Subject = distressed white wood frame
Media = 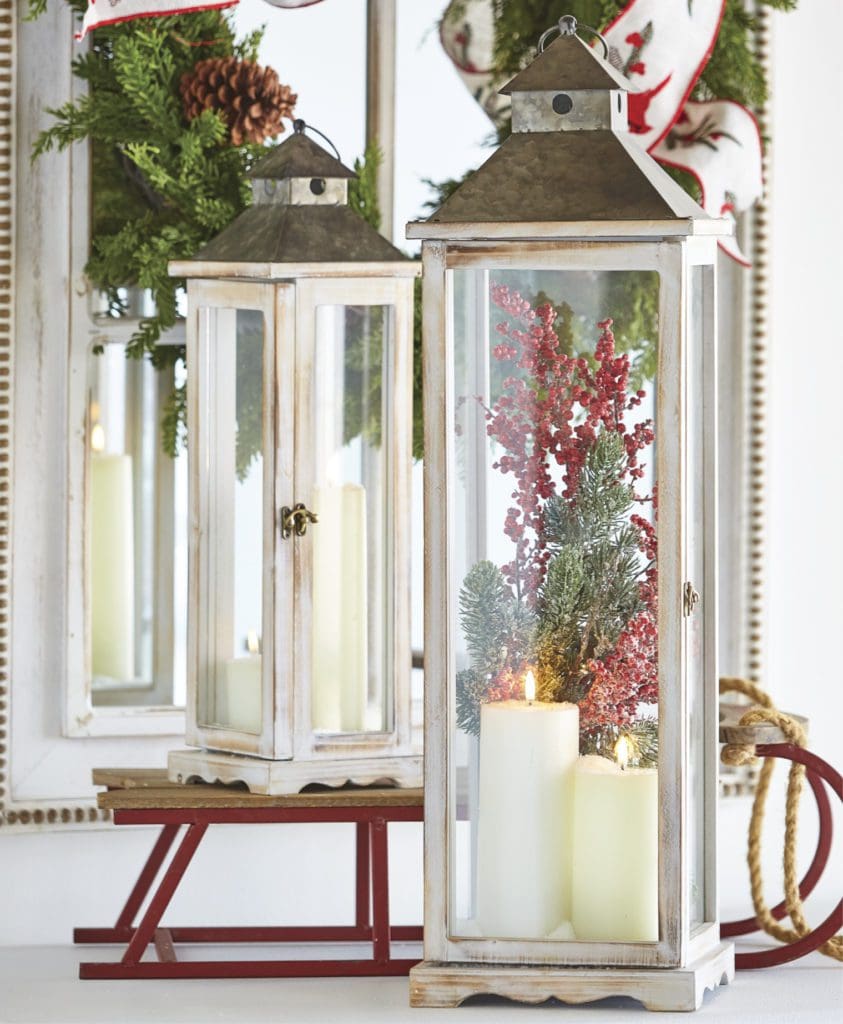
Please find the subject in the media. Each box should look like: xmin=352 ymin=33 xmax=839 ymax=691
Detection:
xmin=2 ymin=2 xmax=184 ymax=832
xmin=64 ymin=303 xmax=188 ymax=737
xmin=184 ymin=280 xmax=278 ymax=759
xmin=63 ymin=25 xmax=186 ymax=736
xmin=418 ymin=237 xmax=723 ymax=972
xmin=685 ymin=236 xmax=720 ymax=946
xmin=172 ymin=269 xmax=420 ymax=790
xmin=292 ymin=276 xmax=415 ymax=763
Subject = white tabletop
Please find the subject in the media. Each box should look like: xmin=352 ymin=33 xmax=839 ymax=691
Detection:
xmin=0 ymin=941 xmax=839 ymax=1024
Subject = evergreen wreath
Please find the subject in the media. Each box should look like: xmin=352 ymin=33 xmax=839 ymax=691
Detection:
xmin=28 ymin=1 xmax=386 ymax=459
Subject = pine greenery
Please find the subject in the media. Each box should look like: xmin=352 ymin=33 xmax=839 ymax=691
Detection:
xmin=455 ymin=669 xmax=489 ymax=739
xmin=589 ymin=715 xmax=659 ymax=766
xmin=538 ymin=433 xmax=646 ymax=705
xmin=460 ymin=560 xmax=533 ymax=679
xmin=30 ymin=2 xmax=393 ymax=460
xmin=348 ymin=143 xmax=382 ymax=231
xmin=30 ymin=2 xmax=266 ymax=453
xmin=32 ymin=1 xmax=265 ymax=366
xmin=456 ymin=560 xmax=535 ymax=735
xmin=456 ymin=432 xmax=650 ymax=741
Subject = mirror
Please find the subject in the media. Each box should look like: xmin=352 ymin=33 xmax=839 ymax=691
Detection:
xmin=87 ymin=335 xmax=188 ymax=708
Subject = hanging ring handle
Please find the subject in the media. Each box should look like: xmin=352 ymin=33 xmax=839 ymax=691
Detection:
xmin=538 ymin=14 xmax=609 ymax=60
xmin=292 ymin=118 xmax=343 ymax=163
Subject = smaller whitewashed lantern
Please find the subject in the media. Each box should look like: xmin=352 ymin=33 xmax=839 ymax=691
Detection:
xmin=407 ymin=17 xmax=734 ymax=1011
xmin=167 ymin=123 xmax=421 ymax=794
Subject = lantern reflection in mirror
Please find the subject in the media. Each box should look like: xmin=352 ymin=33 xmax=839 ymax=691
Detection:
xmin=407 ymin=18 xmax=733 ymax=1012
xmin=87 ymin=339 xmax=188 ymax=708
xmin=167 ymin=124 xmax=421 ymax=794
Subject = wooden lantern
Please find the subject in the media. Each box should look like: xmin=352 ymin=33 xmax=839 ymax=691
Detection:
xmin=167 ymin=124 xmax=421 ymax=794
xmin=406 ymin=19 xmax=734 ymax=1011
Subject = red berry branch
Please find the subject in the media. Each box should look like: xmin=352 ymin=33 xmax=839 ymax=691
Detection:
xmin=457 ymin=284 xmax=659 ymax=752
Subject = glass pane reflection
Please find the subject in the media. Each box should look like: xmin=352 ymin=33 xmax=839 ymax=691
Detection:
xmin=199 ymin=308 xmax=265 ymax=735
xmin=310 ymin=304 xmax=394 ymax=735
xmin=88 ymin=342 xmax=187 ymax=707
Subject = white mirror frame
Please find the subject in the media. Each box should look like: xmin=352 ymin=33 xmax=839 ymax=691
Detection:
xmin=64 ymin=235 xmax=188 ymax=738
xmin=1 ymin=4 xmax=181 ymax=831
xmin=715 ymin=7 xmax=773 ymax=799
xmin=0 ymin=3 xmax=771 ymax=830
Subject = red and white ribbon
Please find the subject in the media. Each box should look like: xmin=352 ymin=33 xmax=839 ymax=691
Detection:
xmin=440 ymin=0 xmax=763 ymax=265
xmin=653 ymin=100 xmax=763 ymax=266
xmin=76 ymin=0 xmax=238 ymax=40
xmin=75 ymin=0 xmax=329 ymax=40
xmin=260 ymin=0 xmax=325 ymax=7
xmin=261 ymin=1 xmax=326 ymax=7
xmin=439 ymin=0 xmax=510 ymax=123
xmin=602 ymin=0 xmax=725 ymax=152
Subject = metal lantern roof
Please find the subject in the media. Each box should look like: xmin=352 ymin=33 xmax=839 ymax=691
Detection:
xmin=498 ymin=32 xmax=630 ymax=94
xmin=183 ymin=203 xmax=408 ymax=266
xmin=248 ymin=130 xmax=357 ymax=181
xmin=170 ymin=127 xmax=413 ymax=277
xmin=407 ymin=32 xmax=732 ymax=242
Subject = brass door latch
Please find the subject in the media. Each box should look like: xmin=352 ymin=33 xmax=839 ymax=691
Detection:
xmin=280 ymin=503 xmax=318 ymax=539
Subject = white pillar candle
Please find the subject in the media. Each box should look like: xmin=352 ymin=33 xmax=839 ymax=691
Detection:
xmin=219 ymin=653 xmax=262 ymax=734
xmin=476 ymin=674 xmax=579 ymax=939
xmin=91 ymin=452 xmax=135 ymax=680
xmin=311 ymin=482 xmax=368 ymax=732
xmin=571 ymin=750 xmax=659 ymax=942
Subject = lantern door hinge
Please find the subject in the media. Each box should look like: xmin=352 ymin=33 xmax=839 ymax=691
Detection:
xmin=683 ymin=580 xmax=701 ymax=617
xmin=280 ymin=503 xmax=318 ymax=539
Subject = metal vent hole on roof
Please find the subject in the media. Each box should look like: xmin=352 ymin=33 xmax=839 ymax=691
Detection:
xmin=552 ymin=93 xmax=574 ymax=115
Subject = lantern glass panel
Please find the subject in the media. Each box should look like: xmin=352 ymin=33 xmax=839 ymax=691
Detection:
xmin=87 ymin=341 xmax=187 ymax=706
xmin=198 ymin=307 xmax=266 ymax=735
xmin=688 ymin=264 xmax=715 ymax=930
xmin=310 ymin=304 xmax=394 ymax=735
xmin=448 ymin=267 xmax=661 ymax=944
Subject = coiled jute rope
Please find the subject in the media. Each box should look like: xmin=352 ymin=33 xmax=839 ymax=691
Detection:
xmin=719 ymin=677 xmax=842 ymax=962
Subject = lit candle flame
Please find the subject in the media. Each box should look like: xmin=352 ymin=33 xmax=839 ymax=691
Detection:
xmin=524 ymin=669 xmax=536 ymax=703
xmin=246 ymin=629 xmax=260 ymax=655
xmin=90 ymin=423 xmax=106 ymax=453
xmin=615 ymin=735 xmax=631 ymax=771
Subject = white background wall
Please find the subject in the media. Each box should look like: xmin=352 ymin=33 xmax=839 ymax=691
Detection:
xmin=765 ymin=1 xmax=843 ymax=766
xmin=1 ymin=0 xmax=840 ymax=945
xmin=720 ymin=0 xmax=842 ymax=920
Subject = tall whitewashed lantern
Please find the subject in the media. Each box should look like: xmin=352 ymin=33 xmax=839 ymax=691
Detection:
xmin=407 ymin=18 xmax=734 ymax=1011
xmin=167 ymin=123 xmax=421 ymax=794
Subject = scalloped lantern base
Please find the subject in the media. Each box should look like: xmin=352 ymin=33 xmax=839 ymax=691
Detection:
xmin=409 ymin=942 xmax=735 ymax=1013
xmin=167 ymin=748 xmax=423 ymax=796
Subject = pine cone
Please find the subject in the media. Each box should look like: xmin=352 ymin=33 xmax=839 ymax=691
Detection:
xmin=180 ymin=57 xmax=297 ymax=146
